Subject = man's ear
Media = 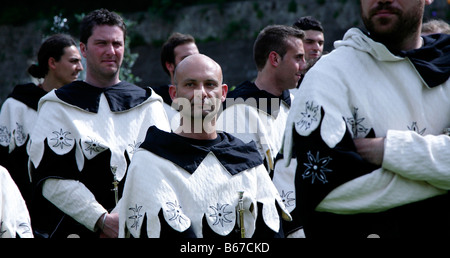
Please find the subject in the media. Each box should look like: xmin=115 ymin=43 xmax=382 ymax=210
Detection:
xmin=268 ymin=51 xmax=281 ymax=67
xmin=48 ymin=57 xmax=57 ymax=70
xmin=80 ymin=42 xmax=88 ymax=58
xmin=221 ymin=84 xmax=228 ymax=102
xmin=168 ymin=84 xmax=177 ymax=101
xmin=166 ymin=62 xmax=175 ymax=75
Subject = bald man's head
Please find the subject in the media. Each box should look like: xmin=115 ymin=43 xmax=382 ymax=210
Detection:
xmin=169 ymin=54 xmax=228 ymax=122
xmin=173 ymin=54 xmax=223 ymax=86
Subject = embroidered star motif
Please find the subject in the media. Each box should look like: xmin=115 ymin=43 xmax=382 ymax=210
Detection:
xmin=209 ymin=203 xmax=233 ymax=227
xmin=280 ymin=190 xmax=295 ymax=208
xmin=50 ymin=128 xmax=73 ymax=149
xmin=296 ymin=101 xmax=319 ymax=131
xmin=15 ymin=122 xmax=27 ymax=145
xmin=128 ymin=140 xmax=142 ymax=154
xmin=166 ymin=201 xmax=188 ymax=224
xmin=84 ymin=136 xmax=107 ymax=154
xmin=0 ymin=126 xmax=11 ymax=145
xmin=128 ymin=204 xmax=143 ymax=229
xmin=407 ymin=122 xmax=426 ymax=135
xmin=346 ymin=107 xmax=368 ymax=137
xmin=303 ymin=151 xmax=332 ymax=184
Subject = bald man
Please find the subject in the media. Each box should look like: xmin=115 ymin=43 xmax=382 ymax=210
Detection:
xmin=118 ymin=54 xmax=290 ymax=238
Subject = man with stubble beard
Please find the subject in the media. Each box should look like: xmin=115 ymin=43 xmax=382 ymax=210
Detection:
xmin=28 ymin=9 xmax=170 ymax=238
xmin=282 ymin=0 xmax=450 ymax=238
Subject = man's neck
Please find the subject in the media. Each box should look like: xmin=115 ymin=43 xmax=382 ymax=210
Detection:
xmin=254 ymin=73 xmax=283 ymax=97
xmin=41 ymin=75 xmax=63 ymax=92
xmin=85 ymin=73 xmax=121 ymax=88
xmin=372 ymin=29 xmax=424 ymax=53
xmin=175 ymin=116 xmax=218 ymax=140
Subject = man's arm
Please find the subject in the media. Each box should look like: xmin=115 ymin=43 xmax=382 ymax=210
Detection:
xmin=354 ymin=137 xmax=385 ymax=166
xmin=383 ymin=130 xmax=450 ymax=189
xmin=42 ymin=179 xmax=118 ymax=237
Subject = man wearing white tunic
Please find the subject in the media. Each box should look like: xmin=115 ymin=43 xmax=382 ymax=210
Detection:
xmin=283 ymin=0 xmax=450 ymax=238
xmin=28 ymin=9 xmax=170 ymax=238
xmin=0 ymin=34 xmax=82 ymax=207
xmin=217 ymin=25 xmax=306 ymax=237
xmin=0 ymin=166 xmax=33 ymax=238
xmin=119 ymin=54 xmax=290 ymax=238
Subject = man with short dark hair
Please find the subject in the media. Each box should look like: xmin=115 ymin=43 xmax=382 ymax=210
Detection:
xmin=218 ymin=25 xmax=306 ymax=173
xmin=28 ymin=8 xmax=170 ymax=238
xmin=154 ymin=32 xmax=199 ymax=128
xmin=293 ymin=16 xmax=325 ymax=63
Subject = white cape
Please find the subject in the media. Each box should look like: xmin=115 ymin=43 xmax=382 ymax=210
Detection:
xmin=28 ymin=88 xmax=170 ymax=181
xmin=119 ymin=150 xmax=290 ymax=238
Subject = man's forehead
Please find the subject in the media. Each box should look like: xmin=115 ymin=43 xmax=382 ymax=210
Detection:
xmin=91 ymin=25 xmax=124 ymax=40
xmin=286 ymin=36 xmax=305 ymax=52
xmin=304 ymin=30 xmax=324 ymax=40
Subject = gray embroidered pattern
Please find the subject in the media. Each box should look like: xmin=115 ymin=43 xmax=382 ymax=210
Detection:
xmin=84 ymin=136 xmax=107 ymax=154
xmin=128 ymin=204 xmax=143 ymax=230
xmin=166 ymin=200 xmax=188 ymax=224
xmin=303 ymin=151 xmax=332 ymax=184
xmin=15 ymin=122 xmax=27 ymax=146
xmin=296 ymin=101 xmax=319 ymax=131
xmin=50 ymin=129 xmax=73 ymax=149
xmin=407 ymin=122 xmax=426 ymax=135
xmin=127 ymin=140 xmax=142 ymax=154
xmin=346 ymin=107 xmax=369 ymax=137
xmin=0 ymin=126 xmax=11 ymax=145
xmin=280 ymin=190 xmax=295 ymax=208
xmin=209 ymin=203 xmax=233 ymax=227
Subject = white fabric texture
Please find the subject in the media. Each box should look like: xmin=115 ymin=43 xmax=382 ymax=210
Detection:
xmin=284 ymin=28 xmax=450 ymax=214
xmin=0 ymin=98 xmax=37 ymax=152
xmin=217 ymin=101 xmax=290 ymax=171
xmin=28 ymin=88 xmax=171 ymax=230
xmin=0 ymin=166 xmax=33 ymax=238
xmin=42 ymin=179 xmax=107 ymax=231
xmin=29 ymin=88 xmax=170 ymax=181
xmin=119 ymin=150 xmax=290 ymax=238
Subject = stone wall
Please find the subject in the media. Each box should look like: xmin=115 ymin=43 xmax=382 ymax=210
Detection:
xmin=0 ymin=0 xmax=448 ymax=104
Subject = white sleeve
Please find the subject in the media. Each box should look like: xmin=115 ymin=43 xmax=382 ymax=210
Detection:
xmin=316 ymin=130 xmax=450 ymax=214
xmin=42 ymin=179 xmax=107 ymax=231
xmin=0 ymin=166 xmax=33 ymax=238
xmin=316 ymin=168 xmax=446 ymax=214
xmin=383 ymin=130 xmax=450 ymax=190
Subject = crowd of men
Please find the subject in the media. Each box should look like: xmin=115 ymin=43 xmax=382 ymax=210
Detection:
xmin=1 ymin=0 xmax=450 ymax=240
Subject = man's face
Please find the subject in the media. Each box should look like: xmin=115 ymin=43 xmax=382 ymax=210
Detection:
xmin=167 ymin=42 xmax=199 ymax=82
xmin=360 ymin=0 xmax=426 ymax=44
xmin=174 ymin=42 xmax=199 ymax=66
xmin=52 ymin=45 xmax=83 ymax=87
xmin=171 ymin=55 xmax=227 ymax=120
xmin=277 ymin=36 xmax=306 ymax=90
xmin=303 ymin=30 xmax=324 ymax=62
xmin=81 ymin=25 xmax=124 ymax=81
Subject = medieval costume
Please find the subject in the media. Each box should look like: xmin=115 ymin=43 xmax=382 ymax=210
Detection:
xmin=0 ymin=165 xmax=33 ymax=238
xmin=283 ymin=28 xmax=450 ymax=238
xmin=0 ymin=83 xmax=47 ymax=206
xmin=119 ymin=126 xmax=290 ymax=238
xmin=218 ymin=81 xmax=292 ymax=173
xmin=28 ymin=81 xmax=170 ymax=238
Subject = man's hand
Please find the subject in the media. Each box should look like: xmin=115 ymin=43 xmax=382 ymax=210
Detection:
xmin=97 ymin=213 xmax=119 ymax=238
xmin=354 ymin=137 xmax=385 ymax=166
